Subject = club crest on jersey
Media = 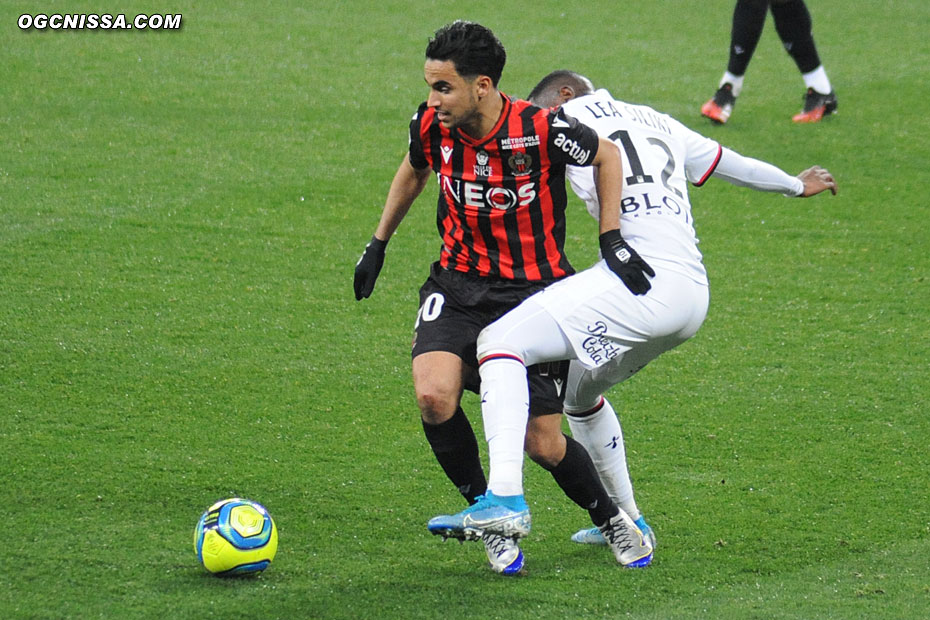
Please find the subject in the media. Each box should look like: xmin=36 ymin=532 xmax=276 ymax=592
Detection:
xmin=474 ymin=150 xmax=493 ymax=177
xmin=508 ymin=152 xmax=533 ymax=176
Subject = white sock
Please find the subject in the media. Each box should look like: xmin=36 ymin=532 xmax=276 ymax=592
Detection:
xmin=721 ymin=71 xmax=745 ymax=97
xmin=566 ymin=398 xmax=640 ymax=520
xmin=479 ymin=356 xmax=529 ymax=497
xmin=802 ymin=65 xmax=832 ymax=94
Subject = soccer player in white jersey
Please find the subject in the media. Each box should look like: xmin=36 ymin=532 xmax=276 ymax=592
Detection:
xmin=429 ymin=70 xmax=836 ymax=566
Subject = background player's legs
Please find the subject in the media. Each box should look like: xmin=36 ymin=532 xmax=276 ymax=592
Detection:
xmin=702 ymin=0 xmax=769 ymax=123
xmin=414 ymin=351 xmax=487 ymax=504
xmin=724 ymin=0 xmax=770 ymax=95
xmin=770 ymin=0 xmax=833 ymax=94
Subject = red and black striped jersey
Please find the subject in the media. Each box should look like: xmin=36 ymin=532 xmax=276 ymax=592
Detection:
xmin=408 ymin=94 xmax=600 ymax=282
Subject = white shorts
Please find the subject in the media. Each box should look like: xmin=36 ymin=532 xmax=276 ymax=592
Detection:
xmin=538 ymin=260 xmax=708 ymax=369
xmin=477 ymin=260 xmax=709 ymax=407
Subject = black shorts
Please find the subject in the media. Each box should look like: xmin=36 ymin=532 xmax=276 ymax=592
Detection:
xmin=412 ymin=262 xmax=569 ymax=416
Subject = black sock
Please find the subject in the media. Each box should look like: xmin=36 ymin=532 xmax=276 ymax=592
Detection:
xmin=421 ymin=407 xmax=487 ymax=504
xmin=544 ymin=434 xmax=618 ymax=526
xmin=771 ymin=0 xmax=821 ymax=73
xmin=727 ymin=0 xmax=769 ymax=76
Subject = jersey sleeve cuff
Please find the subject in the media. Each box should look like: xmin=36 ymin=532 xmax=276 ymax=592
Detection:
xmin=693 ymin=145 xmax=722 ymax=187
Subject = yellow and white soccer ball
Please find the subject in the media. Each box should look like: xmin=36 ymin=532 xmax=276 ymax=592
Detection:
xmin=194 ymin=497 xmax=278 ymax=575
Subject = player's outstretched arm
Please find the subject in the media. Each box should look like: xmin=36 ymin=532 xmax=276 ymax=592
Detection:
xmin=354 ymin=155 xmax=431 ymax=300
xmin=797 ymin=165 xmax=837 ymax=197
xmin=712 ymin=148 xmax=838 ymax=198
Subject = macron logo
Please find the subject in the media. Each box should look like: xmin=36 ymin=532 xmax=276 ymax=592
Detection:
xmin=441 ymin=146 xmax=453 ymax=164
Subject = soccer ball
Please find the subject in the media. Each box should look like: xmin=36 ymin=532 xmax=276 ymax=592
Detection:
xmin=194 ymin=497 xmax=278 ymax=575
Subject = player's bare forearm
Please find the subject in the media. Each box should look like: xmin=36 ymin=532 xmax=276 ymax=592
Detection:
xmin=797 ymin=166 xmax=837 ymax=197
xmin=592 ymin=137 xmax=623 ymax=234
xmin=373 ymin=154 xmax=432 ymax=241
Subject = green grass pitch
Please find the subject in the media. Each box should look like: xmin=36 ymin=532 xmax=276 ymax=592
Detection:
xmin=2 ymin=1 xmax=929 ymax=618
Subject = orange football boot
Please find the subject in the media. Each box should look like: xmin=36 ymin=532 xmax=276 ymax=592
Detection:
xmin=792 ymin=88 xmax=838 ymax=123
xmin=701 ymin=83 xmax=736 ymax=124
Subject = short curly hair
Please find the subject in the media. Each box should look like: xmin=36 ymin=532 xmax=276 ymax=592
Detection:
xmin=425 ymin=21 xmax=507 ymax=87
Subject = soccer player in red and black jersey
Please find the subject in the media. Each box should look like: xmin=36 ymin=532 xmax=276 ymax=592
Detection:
xmin=354 ymin=21 xmax=648 ymax=574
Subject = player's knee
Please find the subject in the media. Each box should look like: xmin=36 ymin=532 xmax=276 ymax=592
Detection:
xmin=563 ymin=378 xmax=605 ymax=415
xmin=415 ymin=387 xmax=458 ymax=424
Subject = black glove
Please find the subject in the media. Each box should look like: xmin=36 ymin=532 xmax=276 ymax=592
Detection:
xmin=599 ymin=229 xmax=655 ymax=295
xmin=353 ymin=236 xmax=387 ymax=300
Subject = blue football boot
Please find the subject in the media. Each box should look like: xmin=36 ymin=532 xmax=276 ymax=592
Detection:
xmin=428 ymin=491 xmax=531 ymax=541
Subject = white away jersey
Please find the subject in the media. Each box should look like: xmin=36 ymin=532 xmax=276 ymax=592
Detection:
xmin=562 ymin=89 xmax=722 ymax=286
